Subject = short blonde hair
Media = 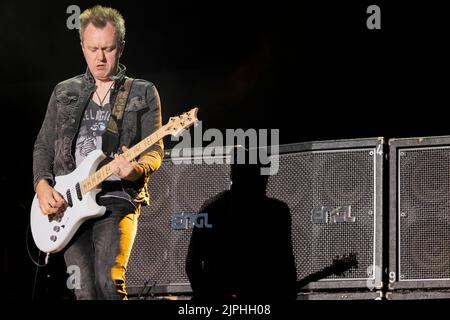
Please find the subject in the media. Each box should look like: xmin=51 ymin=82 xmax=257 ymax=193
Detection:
xmin=79 ymin=5 xmax=125 ymax=44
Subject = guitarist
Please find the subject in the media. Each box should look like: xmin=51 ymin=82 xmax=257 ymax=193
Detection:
xmin=32 ymin=5 xmax=163 ymax=299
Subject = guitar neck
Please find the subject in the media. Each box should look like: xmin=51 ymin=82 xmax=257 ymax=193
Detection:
xmin=296 ymin=266 xmax=334 ymax=291
xmin=80 ymin=127 xmax=166 ymax=194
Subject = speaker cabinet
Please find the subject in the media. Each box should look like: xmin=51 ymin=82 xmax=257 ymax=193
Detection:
xmin=126 ymin=138 xmax=384 ymax=297
xmin=268 ymin=138 xmax=384 ymax=291
xmin=389 ymin=136 xmax=450 ymax=291
xmin=126 ymin=149 xmax=233 ymax=296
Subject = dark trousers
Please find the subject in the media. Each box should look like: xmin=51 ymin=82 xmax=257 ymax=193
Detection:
xmin=63 ymin=197 xmax=139 ymax=300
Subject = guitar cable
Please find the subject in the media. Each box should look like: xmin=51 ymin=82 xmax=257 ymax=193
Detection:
xmin=26 ymin=223 xmax=50 ymax=300
xmin=25 ymin=223 xmax=49 ymax=267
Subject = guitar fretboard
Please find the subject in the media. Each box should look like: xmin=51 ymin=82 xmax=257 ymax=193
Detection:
xmin=79 ymin=129 xmax=165 ymax=194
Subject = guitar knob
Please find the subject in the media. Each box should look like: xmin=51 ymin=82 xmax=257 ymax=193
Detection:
xmin=53 ymin=226 xmax=60 ymax=232
xmin=50 ymin=235 xmax=57 ymax=242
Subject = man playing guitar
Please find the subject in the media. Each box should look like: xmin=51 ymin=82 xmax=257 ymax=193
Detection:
xmin=33 ymin=5 xmax=163 ymax=299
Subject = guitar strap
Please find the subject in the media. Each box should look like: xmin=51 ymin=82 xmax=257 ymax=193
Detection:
xmin=102 ymin=77 xmax=134 ymax=156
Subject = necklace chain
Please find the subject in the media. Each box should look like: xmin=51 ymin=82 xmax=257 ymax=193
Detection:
xmin=95 ymin=82 xmax=114 ymax=107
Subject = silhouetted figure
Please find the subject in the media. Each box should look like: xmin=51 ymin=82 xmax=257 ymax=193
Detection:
xmin=186 ymin=160 xmax=297 ymax=301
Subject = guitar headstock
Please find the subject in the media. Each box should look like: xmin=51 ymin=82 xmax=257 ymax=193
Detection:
xmin=331 ymin=252 xmax=358 ymax=276
xmin=164 ymin=107 xmax=199 ymax=137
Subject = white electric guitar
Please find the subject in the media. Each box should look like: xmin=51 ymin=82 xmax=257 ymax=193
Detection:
xmin=31 ymin=108 xmax=199 ymax=253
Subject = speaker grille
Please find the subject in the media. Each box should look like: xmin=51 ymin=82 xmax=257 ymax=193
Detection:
xmin=398 ymin=147 xmax=450 ymax=280
xmin=267 ymin=149 xmax=376 ymax=281
xmin=126 ymin=157 xmax=231 ymax=290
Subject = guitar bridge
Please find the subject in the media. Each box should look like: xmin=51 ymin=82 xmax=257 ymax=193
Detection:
xmin=47 ymin=212 xmax=63 ymax=223
xmin=66 ymin=189 xmax=73 ymax=207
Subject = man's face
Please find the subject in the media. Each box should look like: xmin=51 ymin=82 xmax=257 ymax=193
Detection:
xmin=81 ymin=22 xmax=123 ymax=82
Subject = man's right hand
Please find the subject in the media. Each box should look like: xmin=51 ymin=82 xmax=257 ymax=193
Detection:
xmin=36 ymin=179 xmax=67 ymax=215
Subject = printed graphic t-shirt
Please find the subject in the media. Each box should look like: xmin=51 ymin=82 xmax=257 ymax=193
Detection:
xmin=75 ymin=100 xmax=135 ymax=207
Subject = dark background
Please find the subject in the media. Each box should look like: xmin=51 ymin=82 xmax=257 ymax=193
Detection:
xmin=0 ymin=0 xmax=448 ymax=300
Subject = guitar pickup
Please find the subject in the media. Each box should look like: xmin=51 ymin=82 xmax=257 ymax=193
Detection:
xmin=75 ymin=183 xmax=82 ymax=201
xmin=66 ymin=189 xmax=73 ymax=207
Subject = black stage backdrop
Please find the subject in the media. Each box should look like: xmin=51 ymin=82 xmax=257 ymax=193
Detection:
xmin=0 ymin=0 xmax=448 ymax=301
